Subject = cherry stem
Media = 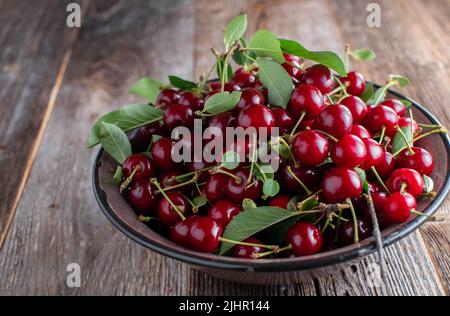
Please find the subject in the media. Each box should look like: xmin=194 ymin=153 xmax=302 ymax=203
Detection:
xmin=400 ymin=182 xmax=408 ymax=194
xmin=275 ymin=136 xmax=299 ymax=167
xmin=247 ymin=133 xmax=258 ymax=184
xmin=370 ymin=166 xmax=390 ymax=194
xmin=333 ymin=76 xmax=349 ymax=97
xmin=378 ymin=126 xmax=386 ymax=145
xmin=410 ymin=209 xmax=432 ymax=218
xmin=156 ymin=174 xmax=198 ymax=194
xmin=396 ymin=126 xmax=414 ymax=154
xmin=346 ymin=198 xmax=359 ymax=243
xmin=219 ymin=237 xmax=279 ymax=250
xmin=316 ymin=130 xmax=339 ymax=142
xmin=198 ymin=62 xmax=216 ymax=90
xmin=418 ymin=123 xmax=441 ymax=129
xmin=119 ymin=166 xmax=139 ymax=193
xmin=175 ymin=165 xmax=216 ymax=182
xmin=215 ymin=168 xmax=242 ymax=184
xmin=290 ymin=111 xmax=306 ymax=137
xmin=252 ymin=244 xmax=292 ymax=259
xmin=344 ymin=43 xmax=351 ymax=72
xmin=220 ymin=45 xmax=237 ymax=91
xmin=151 ymin=179 xmax=186 ymax=221
xmin=286 ymin=165 xmax=313 ymax=195
xmin=138 ymin=215 xmax=158 ymax=222
xmin=413 ymin=127 xmax=447 ymax=143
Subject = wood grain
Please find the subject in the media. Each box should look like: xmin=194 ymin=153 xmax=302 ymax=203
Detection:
xmin=0 ymin=0 xmax=448 ymax=295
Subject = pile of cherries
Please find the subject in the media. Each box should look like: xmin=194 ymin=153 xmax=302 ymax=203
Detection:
xmin=121 ymin=56 xmax=439 ymax=259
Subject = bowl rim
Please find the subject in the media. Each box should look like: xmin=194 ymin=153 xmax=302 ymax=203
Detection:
xmin=92 ymin=85 xmax=450 ymax=272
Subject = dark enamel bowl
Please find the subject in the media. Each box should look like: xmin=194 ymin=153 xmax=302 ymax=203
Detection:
xmin=92 ymin=87 xmax=450 ymax=285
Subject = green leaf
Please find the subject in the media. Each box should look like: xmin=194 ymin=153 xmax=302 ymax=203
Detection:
xmin=279 ymin=39 xmax=347 ymax=76
xmin=253 ymin=162 xmax=275 ymax=181
xmin=193 ymin=196 xmax=208 ymax=208
xmin=366 ymin=86 xmax=387 ymax=105
xmin=392 ymin=126 xmax=413 ymax=156
xmin=168 ymin=75 xmax=197 ymax=91
xmin=232 ymin=38 xmax=255 ymax=65
xmin=360 ymin=82 xmax=374 ymax=102
xmin=261 ymin=215 xmax=299 ymax=246
xmin=224 ymin=14 xmax=248 ymax=50
xmin=219 ymin=206 xmax=297 ymax=254
xmin=249 ymin=30 xmax=285 ymax=63
xmin=215 ymin=58 xmax=233 ymax=83
xmin=112 ymin=166 xmax=123 ymax=185
xmin=256 ymin=58 xmax=293 ymax=108
xmin=287 ymin=195 xmax=319 ymax=212
xmin=128 ymin=77 xmax=161 ymax=103
xmin=388 ymin=74 xmax=411 ymax=87
xmin=220 ymin=151 xmax=240 ymax=170
xmin=423 ymin=175 xmax=434 ymax=193
xmin=355 ymin=167 xmax=369 ymax=193
xmin=99 ymin=122 xmax=132 ymax=164
xmin=350 ymin=49 xmax=376 ymax=61
xmin=242 ymin=198 xmax=257 ymax=210
xmin=263 ymin=179 xmax=280 ymax=197
xmin=87 ymin=104 xmax=164 ymax=148
xmin=401 ymin=100 xmax=412 ymax=108
xmin=202 ymin=91 xmax=242 ymax=114
xmin=270 ymin=137 xmax=292 ymax=160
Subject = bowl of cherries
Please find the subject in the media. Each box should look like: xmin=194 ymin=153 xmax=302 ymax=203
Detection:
xmin=89 ymin=15 xmax=450 ymax=284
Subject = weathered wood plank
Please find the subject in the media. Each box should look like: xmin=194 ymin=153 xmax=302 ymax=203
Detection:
xmin=0 ymin=0 xmax=87 ymax=248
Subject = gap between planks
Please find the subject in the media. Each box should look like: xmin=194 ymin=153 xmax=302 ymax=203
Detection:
xmin=0 ymin=0 xmax=92 ymax=252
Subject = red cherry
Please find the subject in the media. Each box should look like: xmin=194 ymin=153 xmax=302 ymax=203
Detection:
xmin=341 ymin=71 xmax=365 ymax=96
xmin=315 ymin=104 xmax=354 ymax=139
xmin=383 ymin=192 xmax=417 ymax=223
xmin=292 ymin=130 xmax=330 ymax=166
xmin=331 ymin=134 xmax=367 ymax=168
xmin=232 ymin=237 xmax=265 ymax=259
xmin=397 ymin=147 xmax=434 ymax=176
xmin=156 ymin=89 xmax=180 ymax=108
xmin=360 ymin=191 xmax=388 ymax=227
xmin=387 ymin=168 xmax=424 ymax=197
xmin=398 ymin=117 xmax=419 ymax=134
xmin=226 ymin=169 xmax=262 ymax=203
xmin=288 ymin=84 xmax=325 ymax=120
xmin=374 ymin=151 xmax=396 ymax=179
xmin=321 ymin=167 xmax=362 ymax=203
xmin=129 ymin=121 xmax=165 ymax=152
xmin=127 ymin=179 xmax=158 ymax=215
xmin=163 ymin=104 xmax=194 ymax=129
xmin=269 ymin=195 xmax=291 ymax=209
xmin=366 ymin=105 xmax=398 ymax=134
xmin=302 ymin=64 xmax=334 ymax=94
xmin=150 ymin=138 xmax=176 ymax=170
xmin=203 ymin=174 xmax=229 ymax=203
xmin=171 ymin=216 xmax=196 ymax=247
xmin=178 ymin=91 xmax=204 ymax=111
xmin=236 ymin=87 xmax=265 ymax=111
xmin=207 ymin=82 xmax=221 ymax=91
xmin=271 ymin=107 xmax=295 ymax=134
xmin=231 ymin=71 xmax=256 ymax=88
xmin=186 ymin=160 xmax=214 ymax=182
xmin=208 ymin=200 xmax=242 ymax=228
xmin=286 ymin=222 xmax=323 ymax=256
xmin=122 ymin=154 xmax=155 ymax=180
xmin=158 ymin=192 xmax=192 ymax=227
xmin=282 ymin=53 xmax=303 ymax=80
xmin=160 ymin=170 xmax=190 ymax=195
xmin=188 ymin=216 xmax=223 ymax=253
xmin=380 ymin=99 xmax=406 ymax=117
xmin=360 ymin=138 xmax=384 ymax=170
xmin=338 ymin=218 xmax=372 ymax=246
xmin=237 ymin=104 xmax=275 ymax=131
xmin=350 ymin=124 xmax=372 ymax=139
xmin=340 ymin=96 xmax=368 ymax=123
xmin=207 ymin=112 xmax=236 ymax=141
xmin=278 ymin=162 xmax=320 ymax=195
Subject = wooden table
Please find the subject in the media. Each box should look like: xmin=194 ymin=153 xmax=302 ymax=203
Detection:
xmin=0 ymin=0 xmax=449 ymax=296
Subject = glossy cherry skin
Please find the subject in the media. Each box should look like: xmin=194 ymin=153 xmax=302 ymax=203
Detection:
xmin=387 ymin=168 xmax=424 ymax=197
xmin=302 ymin=64 xmax=334 ymax=94
xmin=203 ymin=173 xmax=229 ymax=203
xmin=380 ymin=99 xmax=406 ymax=117
xmin=288 ymin=84 xmax=325 ymax=120
xmin=226 ymin=169 xmax=263 ymax=203
xmin=279 ymin=162 xmax=320 ymax=195
xmin=127 ymin=179 xmax=159 ymax=215
xmin=178 ymin=91 xmax=204 ymax=111
xmin=231 ymin=71 xmax=257 ymax=88
xmin=321 ymin=167 xmax=363 ymax=203
xmin=188 ymin=216 xmax=223 ymax=253
xmin=374 ymin=151 xmax=396 ymax=179
xmin=129 ymin=121 xmax=165 ymax=152
xmin=398 ymin=117 xmax=419 ymax=134
xmin=122 ymin=154 xmax=155 ymax=180
xmin=282 ymin=53 xmax=303 ymax=80
xmin=292 ymin=130 xmax=330 ymax=166
xmin=208 ymin=200 xmax=242 ymax=228
xmin=269 ymin=195 xmax=291 ymax=209
xmin=171 ymin=216 xmax=196 ymax=247
xmin=163 ymin=104 xmax=194 ymax=129
xmin=340 ymin=96 xmax=368 ymax=123
xmin=156 ymin=89 xmax=180 ymax=108
xmin=158 ymin=192 xmax=192 ymax=227
xmin=236 ymin=87 xmax=265 ymax=111
xmin=286 ymin=222 xmax=323 ymax=256
xmin=315 ymin=104 xmax=353 ymax=139
xmin=341 ymin=71 xmax=365 ymax=96
xmin=231 ymin=237 xmax=265 ymax=259
xmin=237 ymin=104 xmax=275 ymax=131
xmin=160 ymin=169 xmax=190 ymax=195
xmin=366 ymin=105 xmax=398 ymax=134
xmin=350 ymin=124 xmax=372 ymax=139
xmin=207 ymin=112 xmax=236 ymax=141
xmin=360 ymin=138 xmax=384 ymax=170
xmin=338 ymin=218 xmax=372 ymax=246
xmin=331 ymin=134 xmax=367 ymax=168
xmin=271 ymin=107 xmax=295 ymax=134
xmin=186 ymin=160 xmax=214 ymax=182
xmin=150 ymin=137 xmax=176 ymax=170
xmin=396 ymin=147 xmax=434 ymax=176
xmin=383 ymin=192 xmax=417 ymax=223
